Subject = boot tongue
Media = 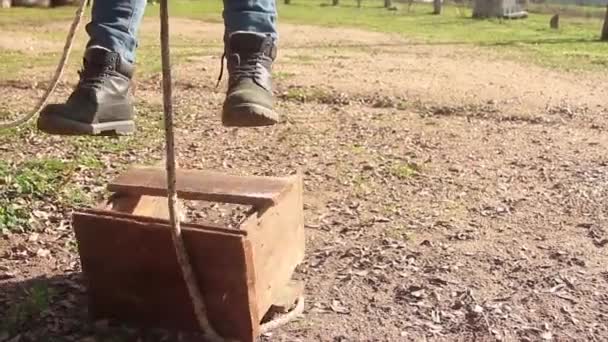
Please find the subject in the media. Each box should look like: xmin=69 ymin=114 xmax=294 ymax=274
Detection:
xmin=228 ymin=32 xmax=270 ymax=55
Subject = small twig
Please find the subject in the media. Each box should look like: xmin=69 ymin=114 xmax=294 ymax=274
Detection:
xmin=466 ymin=289 xmax=492 ymax=334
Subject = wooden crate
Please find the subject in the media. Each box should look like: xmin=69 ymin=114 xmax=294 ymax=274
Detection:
xmin=72 ymin=166 xmax=305 ymax=342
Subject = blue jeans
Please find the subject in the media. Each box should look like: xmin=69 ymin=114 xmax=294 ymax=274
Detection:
xmin=86 ymin=0 xmax=278 ymax=64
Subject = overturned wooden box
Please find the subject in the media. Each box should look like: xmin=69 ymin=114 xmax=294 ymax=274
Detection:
xmin=72 ymin=166 xmax=305 ymax=342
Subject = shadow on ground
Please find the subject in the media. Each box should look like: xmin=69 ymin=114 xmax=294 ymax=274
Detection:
xmin=0 ymin=273 xmax=196 ymax=342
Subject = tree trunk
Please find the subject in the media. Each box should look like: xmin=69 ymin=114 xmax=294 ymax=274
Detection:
xmin=433 ymin=0 xmax=442 ymax=14
xmin=285 ymin=0 xmax=290 ymax=4
xmin=357 ymin=0 xmax=361 ymax=7
xmin=384 ymin=0 xmax=392 ymax=7
xmin=332 ymin=0 xmax=339 ymax=5
xmin=602 ymin=2 xmax=608 ymax=40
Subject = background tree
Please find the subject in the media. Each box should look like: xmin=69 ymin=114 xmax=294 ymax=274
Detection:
xmin=407 ymin=0 xmax=414 ymax=12
xmin=384 ymin=0 xmax=392 ymax=8
xmin=602 ymin=3 xmax=608 ymax=40
xmin=433 ymin=0 xmax=442 ymax=14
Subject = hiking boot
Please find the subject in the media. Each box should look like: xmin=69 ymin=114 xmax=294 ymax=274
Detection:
xmin=37 ymin=46 xmax=136 ymax=136
xmin=221 ymin=32 xmax=278 ymax=127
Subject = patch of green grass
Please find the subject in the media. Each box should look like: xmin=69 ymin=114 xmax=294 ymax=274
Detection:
xmin=273 ymin=71 xmax=296 ymax=80
xmin=71 ymin=135 xmax=133 ymax=154
xmin=351 ymin=173 xmax=371 ymax=195
xmin=1 ymin=282 xmax=54 ymax=335
xmin=350 ymin=144 xmax=367 ymax=154
xmin=282 ymin=87 xmax=311 ymax=101
xmin=284 ymin=54 xmax=318 ymax=65
xmin=77 ymin=152 xmax=103 ymax=169
xmin=528 ymin=3 xmax=605 ymax=19
xmin=135 ymin=45 xmax=215 ymax=76
xmin=153 ymin=0 xmax=608 ymax=71
xmin=391 ymin=162 xmax=421 ymax=179
xmin=0 ymin=201 xmax=29 ymax=234
xmin=0 ymin=159 xmax=66 ymax=231
xmin=63 ymin=186 xmax=91 ymax=206
xmin=0 ymin=50 xmax=68 ymax=79
xmin=9 ymin=159 xmax=69 ymax=197
xmin=0 ymin=6 xmax=77 ymax=27
xmin=0 ymin=160 xmax=9 ymax=178
xmin=2 ymin=1 xmax=607 ymax=72
xmin=385 ymin=226 xmax=414 ymax=242
xmin=281 ymin=86 xmax=335 ymax=103
xmin=0 ymin=158 xmax=82 ymax=232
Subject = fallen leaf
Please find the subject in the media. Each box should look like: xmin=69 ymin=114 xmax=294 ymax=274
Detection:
xmin=428 ymin=277 xmax=448 ymax=286
xmin=549 ymin=284 xmax=565 ymax=293
xmin=36 ymin=248 xmax=51 ymax=258
xmin=473 ymin=305 xmax=484 ymax=313
xmin=594 ymin=238 xmax=608 ymax=247
xmin=374 ymin=216 xmax=390 ymax=223
xmin=411 ymin=289 xmax=425 ymax=298
xmin=330 ymin=300 xmax=350 ymax=314
xmin=420 ymin=240 xmax=433 ymax=247
xmin=423 ymin=321 xmax=443 ymax=332
xmin=353 ymin=270 xmax=369 ymax=277
xmin=32 ymin=210 xmax=49 ymax=219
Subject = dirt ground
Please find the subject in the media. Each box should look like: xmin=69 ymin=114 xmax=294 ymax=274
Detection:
xmin=1 ymin=17 xmax=608 ymax=342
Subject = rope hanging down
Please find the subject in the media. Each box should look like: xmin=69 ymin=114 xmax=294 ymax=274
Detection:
xmin=0 ymin=0 xmax=87 ymax=130
xmin=158 ymin=0 xmax=226 ymax=341
xmin=159 ymin=1 xmax=304 ymax=339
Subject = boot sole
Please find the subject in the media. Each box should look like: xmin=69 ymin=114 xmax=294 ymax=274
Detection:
xmin=37 ymin=114 xmax=135 ymax=136
xmin=222 ymin=103 xmax=279 ymax=127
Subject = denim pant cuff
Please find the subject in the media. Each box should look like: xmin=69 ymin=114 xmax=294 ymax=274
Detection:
xmin=86 ymin=0 xmax=278 ymax=64
xmin=223 ymin=11 xmax=278 ymax=39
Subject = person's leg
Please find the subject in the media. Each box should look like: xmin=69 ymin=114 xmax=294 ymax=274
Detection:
xmin=37 ymin=0 xmax=146 ymax=136
xmin=223 ymin=0 xmax=278 ymax=40
xmin=221 ymin=0 xmax=279 ymax=127
xmin=85 ymin=0 xmax=147 ymax=65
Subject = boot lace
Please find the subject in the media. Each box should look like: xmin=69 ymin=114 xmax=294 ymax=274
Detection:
xmin=77 ymin=63 xmax=114 ymax=89
xmin=215 ymin=52 xmax=268 ymax=88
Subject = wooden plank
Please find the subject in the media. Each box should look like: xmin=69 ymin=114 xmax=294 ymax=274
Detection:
xmin=105 ymin=194 xmax=186 ymax=221
xmin=103 ymin=160 xmax=184 ymax=221
xmin=107 ymin=166 xmax=296 ymax=207
xmin=79 ymin=208 xmax=248 ymax=237
xmin=72 ymin=211 xmax=258 ymax=341
xmin=243 ymin=172 xmax=305 ymax=320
